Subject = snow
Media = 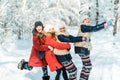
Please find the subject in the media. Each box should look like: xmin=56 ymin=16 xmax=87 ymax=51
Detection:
xmin=0 ymin=26 xmax=120 ymax=80
xmin=0 ymin=0 xmax=120 ymax=79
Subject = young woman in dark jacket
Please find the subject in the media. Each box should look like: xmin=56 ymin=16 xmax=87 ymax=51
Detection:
xmin=74 ymin=15 xmax=108 ymax=80
xmin=56 ymin=16 xmax=108 ymax=80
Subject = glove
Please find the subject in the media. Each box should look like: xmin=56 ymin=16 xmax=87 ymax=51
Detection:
xmin=107 ymin=20 xmax=113 ymax=26
xmin=107 ymin=20 xmax=113 ymax=27
xmin=48 ymin=45 xmax=53 ymax=51
xmin=104 ymin=20 xmax=113 ymax=29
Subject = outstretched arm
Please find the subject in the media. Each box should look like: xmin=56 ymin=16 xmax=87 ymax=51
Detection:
xmin=81 ymin=22 xmax=106 ymax=33
xmin=45 ymin=36 xmax=70 ymax=50
xmin=58 ymin=35 xmax=83 ymax=42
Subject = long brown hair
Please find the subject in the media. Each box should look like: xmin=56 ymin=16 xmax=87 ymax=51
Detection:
xmin=36 ymin=33 xmax=45 ymax=44
xmin=32 ymin=27 xmax=45 ymax=44
xmin=51 ymin=32 xmax=57 ymax=40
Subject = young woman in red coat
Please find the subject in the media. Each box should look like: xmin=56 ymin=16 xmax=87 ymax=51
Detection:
xmin=17 ymin=21 xmax=50 ymax=80
xmin=44 ymin=24 xmax=77 ymax=80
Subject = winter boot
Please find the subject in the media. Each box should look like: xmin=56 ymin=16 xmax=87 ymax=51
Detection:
xmin=42 ymin=76 xmax=50 ymax=80
xmin=17 ymin=59 xmax=26 ymax=70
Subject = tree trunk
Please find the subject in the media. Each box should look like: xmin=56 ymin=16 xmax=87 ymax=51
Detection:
xmin=113 ymin=0 xmax=119 ymax=36
xmin=88 ymin=0 xmax=91 ymax=17
xmin=96 ymin=0 xmax=99 ymax=24
xmin=113 ymin=12 xmax=118 ymax=36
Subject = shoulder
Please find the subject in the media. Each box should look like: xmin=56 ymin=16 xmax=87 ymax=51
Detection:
xmin=33 ymin=35 xmax=37 ymax=39
xmin=45 ymin=32 xmax=52 ymax=37
xmin=45 ymin=33 xmax=53 ymax=40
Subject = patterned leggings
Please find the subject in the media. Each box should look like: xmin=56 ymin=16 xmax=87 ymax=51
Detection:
xmin=79 ymin=54 xmax=92 ymax=80
xmin=61 ymin=60 xmax=77 ymax=80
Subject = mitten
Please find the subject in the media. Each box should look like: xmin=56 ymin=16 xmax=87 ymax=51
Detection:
xmin=107 ymin=20 xmax=113 ymax=27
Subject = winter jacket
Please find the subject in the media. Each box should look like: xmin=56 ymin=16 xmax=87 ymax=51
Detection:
xmin=45 ymin=36 xmax=70 ymax=50
xmin=45 ymin=50 xmax=63 ymax=72
xmin=52 ymin=32 xmax=75 ymax=63
xmin=58 ymin=35 xmax=83 ymax=42
xmin=56 ymin=28 xmax=86 ymax=43
xmin=55 ymin=32 xmax=84 ymax=55
xmin=54 ymin=32 xmax=83 ymax=55
xmin=45 ymin=35 xmax=71 ymax=55
xmin=81 ymin=22 xmax=106 ymax=32
xmin=28 ymin=35 xmax=49 ymax=67
xmin=74 ymin=22 xmax=105 ymax=54
xmin=45 ymin=35 xmax=70 ymax=71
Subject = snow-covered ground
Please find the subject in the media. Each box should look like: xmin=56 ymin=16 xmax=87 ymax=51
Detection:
xmin=0 ymin=27 xmax=120 ymax=80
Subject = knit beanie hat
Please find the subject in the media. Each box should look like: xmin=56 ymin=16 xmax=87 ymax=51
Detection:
xmin=35 ymin=21 xmax=44 ymax=28
xmin=57 ymin=24 xmax=65 ymax=29
xmin=55 ymin=23 xmax=69 ymax=36
xmin=81 ymin=15 xmax=89 ymax=22
xmin=44 ymin=24 xmax=56 ymax=32
xmin=32 ymin=21 xmax=44 ymax=35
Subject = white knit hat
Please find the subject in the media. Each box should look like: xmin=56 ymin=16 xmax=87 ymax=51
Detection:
xmin=55 ymin=23 xmax=70 ymax=35
xmin=57 ymin=24 xmax=65 ymax=30
xmin=80 ymin=15 xmax=89 ymax=22
xmin=44 ymin=24 xmax=56 ymax=32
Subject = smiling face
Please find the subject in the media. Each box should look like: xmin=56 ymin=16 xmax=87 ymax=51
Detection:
xmin=59 ymin=27 xmax=66 ymax=33
xmin=48 ymin=27 xmax=55 ymax=33
xmin=36 ymin=26 xmax=43 ymax=33
xmin=83 ymin=18 xmax=90 ymax=23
